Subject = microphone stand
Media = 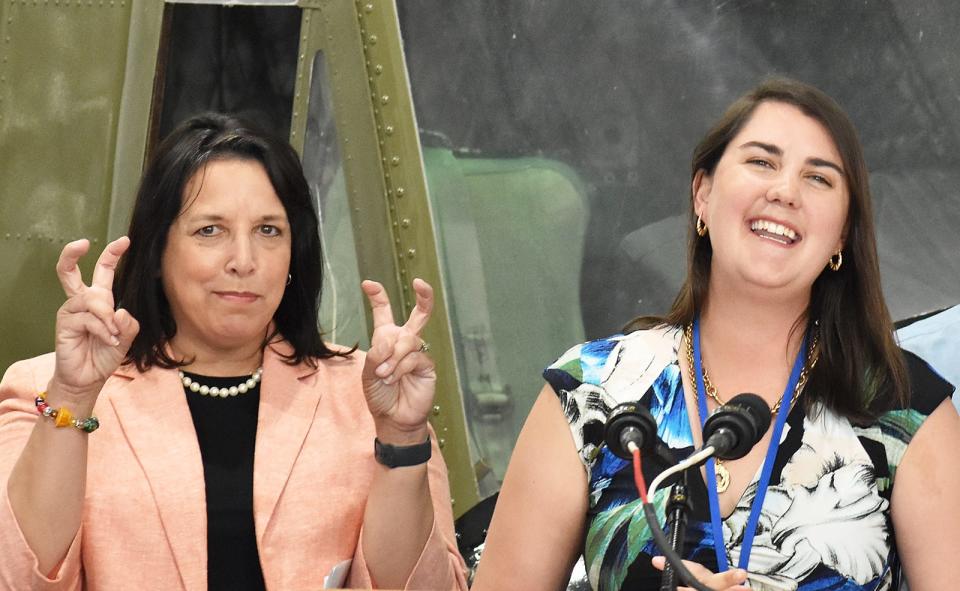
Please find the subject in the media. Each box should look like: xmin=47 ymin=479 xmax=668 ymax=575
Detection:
xmin=659 ymin=470 xmax=692 ymax=591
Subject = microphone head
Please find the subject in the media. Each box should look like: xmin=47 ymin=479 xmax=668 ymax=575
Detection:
xmin=702 ymin=393 xmax=772 ymax=460
xmin=604 ymin=402 xmax=658 ymax=460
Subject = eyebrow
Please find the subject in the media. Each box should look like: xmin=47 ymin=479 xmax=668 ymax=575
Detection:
xmin=738 ymin=141 xmax=845 ymax=176
xmin=184 ymin=213 xmax=289 ymax=224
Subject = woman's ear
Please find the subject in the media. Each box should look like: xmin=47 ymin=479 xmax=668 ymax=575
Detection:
xmin=692 ymin=169 xmax=712 ymax=218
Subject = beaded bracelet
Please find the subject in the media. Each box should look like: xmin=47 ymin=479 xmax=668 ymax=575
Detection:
xmin=34 ymin=392 xmax=100 ymax=433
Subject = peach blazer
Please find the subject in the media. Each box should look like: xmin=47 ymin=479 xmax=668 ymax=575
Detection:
xmin=0 ymin=344 xmax=467 ymax=590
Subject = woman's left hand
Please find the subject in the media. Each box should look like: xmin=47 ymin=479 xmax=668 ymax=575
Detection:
xmin=361 ymin=278 xmax=436 ymax=444
xmin=651 ymin=556 xmax=751 ymax=591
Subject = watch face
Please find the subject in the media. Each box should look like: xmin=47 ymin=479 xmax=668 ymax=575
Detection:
xmin=375 ymin=440 xmax=396 ymax=467
xmin=374 ymin=437 xmax=431 ymax=468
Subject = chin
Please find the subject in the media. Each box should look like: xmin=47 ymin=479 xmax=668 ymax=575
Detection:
xmin=737 ymin=265 xmax=802 ymax=290
xmin=212 ymin=323 xmax=270 ymax=346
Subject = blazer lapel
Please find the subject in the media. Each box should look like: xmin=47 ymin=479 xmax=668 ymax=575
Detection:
xmin=110 ymin=365 xmax=207 ymax=591
xmin=253 ymin=343 xmax=323 ymax=544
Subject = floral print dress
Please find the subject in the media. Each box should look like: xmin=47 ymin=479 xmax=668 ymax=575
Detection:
xmin=544 ymin=325 xmax=952 ymax=591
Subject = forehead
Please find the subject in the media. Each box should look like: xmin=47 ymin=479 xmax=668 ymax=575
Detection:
xmin=731 ymin=100 xmax=842 ymax=162
xmin=179 ymin=157 xmax=287 ymax=216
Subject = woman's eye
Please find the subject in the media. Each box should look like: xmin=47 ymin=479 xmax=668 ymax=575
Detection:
xmin=748 ymin=158 xmax=773 ymax=168
xmin=809 ymin=174 xmax=833 ymax=187
xmin=259 ymin=225 xmax=281 ymax=237
xmin=197 ymin=225 xmax=220 ymax=236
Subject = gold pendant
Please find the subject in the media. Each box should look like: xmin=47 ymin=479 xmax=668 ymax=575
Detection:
xmin=715 ymin=461 xmax=730 ymax=493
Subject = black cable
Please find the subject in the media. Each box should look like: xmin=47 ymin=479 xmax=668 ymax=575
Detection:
xmin=659 ymin=475 xmax=691 ymax=591
xmin=642 ymin=503 xmax=717 ymax=591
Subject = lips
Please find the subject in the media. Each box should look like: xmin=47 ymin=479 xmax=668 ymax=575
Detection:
xmin=749 ymin=218 xmax=801 ymax=245
xmin=214 ymin=291 xmax=260 ymax=303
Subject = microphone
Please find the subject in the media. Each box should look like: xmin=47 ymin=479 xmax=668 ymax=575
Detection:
xmin=701 ymin=393 xmax=772 ymax=460
xmin=604 ymin=402 xmax=658 ymax=460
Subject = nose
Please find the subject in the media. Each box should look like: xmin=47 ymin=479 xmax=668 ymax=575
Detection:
xmin=226 ymin=235 xmax=256 ymax=276
xmin=766 ymin=174 xmax=801 ymax=208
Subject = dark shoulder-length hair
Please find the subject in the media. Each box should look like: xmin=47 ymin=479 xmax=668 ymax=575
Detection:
xmin=626 ymin=78 xmax=909 ymax=422
xmin=115 ymin=112 xmax=351 ymax=370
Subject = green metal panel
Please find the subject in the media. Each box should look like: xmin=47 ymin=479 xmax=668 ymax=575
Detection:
xmin=290 ymin=0 xmax=479 ymax=516
xmin=0 ymin=1 xmax=164 ymax=375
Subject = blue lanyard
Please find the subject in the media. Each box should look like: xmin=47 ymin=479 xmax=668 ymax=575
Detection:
xmin=692 ymin=317 xmax=806 ymax=572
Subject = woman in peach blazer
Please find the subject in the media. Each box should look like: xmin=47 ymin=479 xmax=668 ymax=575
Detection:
xmin=0 ymin=114 xmax=466 ymax=590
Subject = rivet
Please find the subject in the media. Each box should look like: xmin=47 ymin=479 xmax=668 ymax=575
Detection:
xmin=401 ymin=218 xmax=411 ymax=228
xmin=394 ymin=238 xmax=401 ymax=245
xmin=364 ymin=2 xmax=373 ymax=12
xmin=374 ymin=64 xmax=383 ymax=75
xmin=407 ymin=248 xmax=416 ymax=259
xmin=451 ymin=498 xmax=456 ymax=506
xmin=369 ymin=35 xmax=378 ymax=45
xmin=380 ymin=95 xmax=389 ymax=105
xmin=438 ymin=437 xmax=446 ymax=448
xmin=432 ymin=405 xmax=440 ymax=416
xmin=391 ymin=156 xmax=400 ymax=167
xmin=384 ymin=125 xmax=394 ymax=136
xmin=396 ymin=187 xmax=405 ymax=197
xmin=392 ymin=221 xmax=398 ymax=228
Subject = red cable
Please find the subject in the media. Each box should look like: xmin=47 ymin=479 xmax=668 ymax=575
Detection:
xmin=631 ymin=448 xmax=649 ymax=504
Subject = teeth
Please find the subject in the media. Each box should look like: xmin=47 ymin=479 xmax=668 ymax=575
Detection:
xmin=751 ymin=219 xmax=797 ymax=241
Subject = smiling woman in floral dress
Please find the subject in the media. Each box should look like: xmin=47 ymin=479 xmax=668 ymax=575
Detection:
xmin=474 ymin=79 xmax=960 ymax=591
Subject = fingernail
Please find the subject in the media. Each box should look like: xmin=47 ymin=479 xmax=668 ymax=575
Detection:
xmin=383 ymin=374 xmax=395 ymax=385
xmin=111 ymin=336 xmax=120 ymax=346
xmin=376 ymin=362 xmax=390 ymax=376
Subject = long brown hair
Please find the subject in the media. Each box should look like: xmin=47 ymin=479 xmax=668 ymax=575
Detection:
xmin=626 ymin=78 xmax=909 ymax=422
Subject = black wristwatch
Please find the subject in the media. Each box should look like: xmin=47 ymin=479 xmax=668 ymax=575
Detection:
xmin=374 ymin=436 xmax=432 ymax=468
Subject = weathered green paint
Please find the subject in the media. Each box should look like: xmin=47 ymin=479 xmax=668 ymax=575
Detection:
xmin=291 ymin=0 xmax=479 ymax=516
xmin=0 ymin=1 xmax=162 ymax=375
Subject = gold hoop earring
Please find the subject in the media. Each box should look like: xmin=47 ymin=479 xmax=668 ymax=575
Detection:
xmin=828 ymin=250 xmax=842 ymax=272
xmin=696 ymin=215 xmax=707 ymax=237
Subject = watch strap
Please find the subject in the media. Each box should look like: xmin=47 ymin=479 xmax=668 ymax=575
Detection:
xmin=374 ymin=436 xmax=432 ymax=468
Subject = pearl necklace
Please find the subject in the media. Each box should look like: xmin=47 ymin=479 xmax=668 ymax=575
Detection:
xmin=179 ymin=367 xmax=263 ymax=398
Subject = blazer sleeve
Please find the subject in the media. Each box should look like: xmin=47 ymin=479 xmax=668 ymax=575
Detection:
xmin=0 ymin=355 xmax=84 ymax=591
xmin=348 ymin=426 xmax=468 ymax=590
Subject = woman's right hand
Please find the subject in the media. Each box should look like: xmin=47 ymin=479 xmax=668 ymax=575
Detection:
xmin=651 ymin=556 xmax=751 ymax=590
xmin=50 ymin=237 xmax=140 ymax=402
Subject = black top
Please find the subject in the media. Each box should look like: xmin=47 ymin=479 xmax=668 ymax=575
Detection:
xmin=184 ymin=372 xmax=267 ymax=591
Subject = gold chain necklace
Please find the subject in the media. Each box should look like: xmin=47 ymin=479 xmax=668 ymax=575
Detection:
xmin=683 ymin=323 xmax=818 ymax=493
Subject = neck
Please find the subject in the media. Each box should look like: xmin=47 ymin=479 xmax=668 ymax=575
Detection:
xmin=169 ymin=336 xmax=265 ymax=376
xmin=700 ymin=279 xmax=810 ymax=367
